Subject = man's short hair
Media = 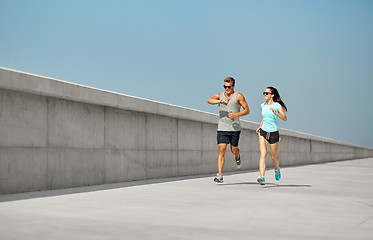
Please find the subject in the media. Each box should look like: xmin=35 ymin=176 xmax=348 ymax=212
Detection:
xmin=224 ymin=77 xmax=235 ymax=86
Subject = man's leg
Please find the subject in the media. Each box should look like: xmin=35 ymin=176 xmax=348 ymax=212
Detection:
xmin=230 ymin=131 xmax=241 ymax=168
xmin=230 ymin=145 xmax=240 ymax=161
xmin=217 ymin=143 xmax=227 ymax=175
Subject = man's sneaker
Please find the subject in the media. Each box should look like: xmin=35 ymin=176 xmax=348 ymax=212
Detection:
xmin=214 ymin=173 xmax=224 ymax=183
xmin=235 ymin=155 xmax=242 ymax=170
xmin=257 ymin=176 xmax=265 ymax=185
xmin=275 ymin=167 xmax=281 ymax=181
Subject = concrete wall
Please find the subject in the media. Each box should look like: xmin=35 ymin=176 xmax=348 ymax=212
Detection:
xmin=1 ymin=66 xmax=372 ymax=194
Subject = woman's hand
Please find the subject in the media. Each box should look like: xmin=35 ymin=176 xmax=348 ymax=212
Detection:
xmin=256 ymin=127 xmax=261 ymax=134
xmin=270 ymin=107 xmax=277 ymax=115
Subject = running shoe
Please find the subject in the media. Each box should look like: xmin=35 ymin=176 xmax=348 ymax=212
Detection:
xmin=275 ymin=167 xmax=281 ymax=181
xmin=214 ymin=173 xmax=224 ymax=183
xmin=236 ymin=155 xmax=242 ymax=169
xmin=257 ymin=176 xmax=265 ymax=185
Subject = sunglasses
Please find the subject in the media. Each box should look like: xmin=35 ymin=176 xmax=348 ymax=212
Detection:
xmin=224 ymin=85 xmax=233 ymax=89
xmin=263 ymin=92 xmax=272 ymax=95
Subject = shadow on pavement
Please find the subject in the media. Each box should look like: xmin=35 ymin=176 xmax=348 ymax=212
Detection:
xmin=219 ymin=182 xmax=312 ymax=188
xmin=0 ymin=174 xmax=212 ymax=203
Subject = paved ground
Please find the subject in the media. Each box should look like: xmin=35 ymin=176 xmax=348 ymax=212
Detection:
xmin=1 ymin=158 xmax=372 ymax=240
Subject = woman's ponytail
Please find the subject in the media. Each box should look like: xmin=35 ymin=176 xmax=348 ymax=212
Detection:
xmin=267 ymin=86 xmax=287 ymax=111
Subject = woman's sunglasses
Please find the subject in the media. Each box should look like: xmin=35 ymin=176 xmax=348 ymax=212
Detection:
xmin=263 ymin=92 xmax=272 ymax=95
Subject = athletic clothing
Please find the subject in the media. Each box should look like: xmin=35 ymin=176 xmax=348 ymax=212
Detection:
xmin=259 ymin=128 xmax=279 ymax=144
xmin=217 ymin=131 xmax=241 ymax=146
xmin=260 ymin=102 xmax=281 ymax=132
xmin=218 ymin=92 xmax=242 ymax=131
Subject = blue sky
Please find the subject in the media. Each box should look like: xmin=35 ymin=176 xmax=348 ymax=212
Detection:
xmin=1 ymin=0 xmax=372 ymax=147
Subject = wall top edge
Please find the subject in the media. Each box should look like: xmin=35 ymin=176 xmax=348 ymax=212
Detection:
xmin=0 ymin=66 xmax=192 ymax=109
xmin=276 ymin=126 xmax=373 ymax=150
xmin=0 ymin=66 xmax=218 ymax=118
xmin=1 ymin=66 xmax=372 ymax=150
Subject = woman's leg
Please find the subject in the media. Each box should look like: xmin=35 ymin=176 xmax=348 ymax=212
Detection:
xmin=258 ymin=136 xmax=268 ymax=176
xmin=269 ymin=141 xmax=280 ymax=170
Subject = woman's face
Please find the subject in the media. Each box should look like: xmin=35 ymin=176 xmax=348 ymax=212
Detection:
xmin=263 ymin=88 xmax=273 ymax=101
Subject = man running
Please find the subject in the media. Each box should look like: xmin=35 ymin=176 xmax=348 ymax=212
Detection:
xmin=207 ymin=77 xmax=250 ymax=183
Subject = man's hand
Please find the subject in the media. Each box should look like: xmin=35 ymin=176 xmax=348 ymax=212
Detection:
xmin=228 ymin=112 xmax=236 ymax=119
xmin=221 ymin=99 xmax=229 ymax=106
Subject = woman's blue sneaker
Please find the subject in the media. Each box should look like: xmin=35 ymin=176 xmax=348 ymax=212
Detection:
xmin=275 ymin=167 xmax=281 ymax=181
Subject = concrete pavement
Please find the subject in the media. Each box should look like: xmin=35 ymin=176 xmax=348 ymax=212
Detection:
xmin=1 ymin=158 xmax=372 ymax=240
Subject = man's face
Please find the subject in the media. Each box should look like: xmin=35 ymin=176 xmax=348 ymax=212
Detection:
xmin=224 ymin=82 xmax=234 ymax=94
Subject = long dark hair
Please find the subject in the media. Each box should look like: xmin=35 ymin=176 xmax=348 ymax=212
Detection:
xmin=267 ymin=86 xmax=287 ymax=111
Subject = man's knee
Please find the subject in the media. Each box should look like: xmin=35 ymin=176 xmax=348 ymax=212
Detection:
xmin=219 ymin=147 xmax=226 ymax=153
xmin=231 ymin=146 xmax=239 ymax=154
xmin=218 ymin=144 xmax=227 ymax=153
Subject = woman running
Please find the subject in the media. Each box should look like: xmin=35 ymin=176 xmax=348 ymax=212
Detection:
xmin=256 ymin=87 xmax=287 ymax=185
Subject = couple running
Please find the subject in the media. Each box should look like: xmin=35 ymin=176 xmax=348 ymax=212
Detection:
xmin=207 ymin=77 xmax=287 ymax=185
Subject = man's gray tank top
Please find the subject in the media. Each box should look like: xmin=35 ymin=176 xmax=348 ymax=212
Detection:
xmin=218 ymin=92 xmax=242 ymax=131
